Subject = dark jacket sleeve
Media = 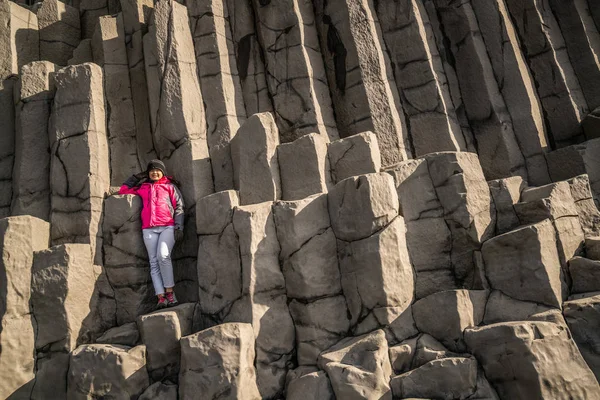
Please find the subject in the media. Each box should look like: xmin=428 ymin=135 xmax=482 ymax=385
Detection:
xmin=119 ymin=175 xmax=141 ymax=195
xmin=170 ymin=184 xmax=185 ymax=230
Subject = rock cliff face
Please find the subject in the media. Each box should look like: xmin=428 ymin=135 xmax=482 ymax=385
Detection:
xmin=2 ymin=0 xmax=600 ymax=398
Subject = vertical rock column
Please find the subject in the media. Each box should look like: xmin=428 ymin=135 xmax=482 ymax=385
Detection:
xmin=313 ymin=0 xmax=411 ymax=166
xmin=470 ymin=0 xmax=551 ymax=185
xmin=329 ymin=173 xmax=415 ymax=334
xmin=186 ymin=0 xmax=247 ymax=191
xmin=376 ymin=0 xmax=467 ymax=157
xmin=79 ymin=0 xmax=121 ymax=39
xmin=432 ymin=0 xmax=527 ymax=181
xmin=144 ymin=0 xmax=215 ymax=302
xmin=251 ymin=0 xmax=339 ymax=143
xmin=12 ymin=61 xmax=56 ymax=220
xmin=274 ymin=194 xmax=350 ymax=365
xmin=120 ymin=0 xmax=157 ymax=167
xmin=227 ymin=202 xmax=296 ymax=399
xmin=0 ymin=217 xmax=50 ymax=400
xmin=30 ymin=244 xmax=97 ymax=399
xmin=49 ymin=63 xmax=109 ymax=265
xmin=0 ymin=0 xmax=39 ymax=218
xmin=226 ymin=0 xmax=272 ymax=116
xmin=92 ymin=14 xmax=141 ymax=185
xmin=505 ymin=0 xmax=589 ymax=147
xmin=37 ymin=0 xmax=81 ymax=66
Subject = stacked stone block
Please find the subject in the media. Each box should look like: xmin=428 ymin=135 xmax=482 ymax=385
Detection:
xmin=37 ymin=0 xmax=81 ymax=66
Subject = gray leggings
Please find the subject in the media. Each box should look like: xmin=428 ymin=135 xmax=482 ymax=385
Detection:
xmin=142 ymin=226 xmax=175 ymax=295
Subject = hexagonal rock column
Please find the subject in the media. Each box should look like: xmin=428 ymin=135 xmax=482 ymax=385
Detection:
xmin=30 ymin=244 xmax=97 ymax=399
xmin=251 ymin=0 xmax=339 ymax=143
xmin=568 ymin=175 xmax=600 ymax=237
xmin=488 ymin=176 xmax=525 ymax=235
xmin=179 ymin=323 xmax=261 ymax=400
xmin=504 ymin=0 xmax=589 ymax=147
xmin=412 ymin=289 xmax=487 ymax=352
xmin=0 ymin=216 xmax=49 ymax=400
xmin=49 ymin=63 xmax=109 ymax=266
xmin=227 ymin=202 xmax=295 ymax=399
xmin=432 ymin=0 xmax=527 ymax=181
xmin=569 ymin=257 xmax=600 ymax=295
xmin=286 ymin=367 xmax=335 ymax=400
xmin=329 ymin=173 xmax=414 ymax=334
xmin=79 ymin=0 xmax=121 ymax=39
xmin=225 ymin=0 xmax=272 ymax=116
xmin=515 ymin=182 xmax=585 ymax=271
xmin=318 ymin=330 xmax=392 ymax=400
xmin=388 ymin=152 xmax=495 ymax=299
xmin=120 ymin=0 xmax=157 ymax=168
xmin=465 ymin=321 xmax=600 ymax=399
xmin=313 ymin=0 xmax=411 ymax=167
xmin=545 ymin=138 xmax=600 ymax=200
xmin=376 ymin=0 xmax=468 ymax=157
xmin=233 ymin=113 xmax=281 ymax=205
xmin=564 ymin=294 xmax=600 ymax=381
xmin=0 ymin=77 xmax=16 ymax=219
xmin=327 ymin=131 xmax=381 ymax=184
xmin=103 ymin=195 xmax=155 ymax=325
xmin=186 ymin=0 xmax=247 ymax=192
xmin=196 ymin=191 xmax=242 ymax=326
xmin=481 ymin=220 xmax=565 ymax=308
xmin=91 ymin=14 xmax=141 ymax=185
xmin=37 ymin=0 xmax=81 ymax=66
xmin=67 ymin=344 xmax=149 ymax=399
xmin=143 ymin=0 xmax=214 ymax=207
xmin=137 ymin=303 xmax=197 ymax=382
xmin=278 ymin=133 xmax=332 ymax=201
xmin=0 ymin=0 xmax=39 ymax=79
xmin=12 ymin=61 xmax=56 ymax=220
xmin=273 ymin=194 xmax=349 ymax=365
xmin=470 ymin=0 xmax=551 ymax=186
xmin=68 ymin=39 xmax=93 ymax=65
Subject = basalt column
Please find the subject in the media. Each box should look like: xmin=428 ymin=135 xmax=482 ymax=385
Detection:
xmin=313 ymin=0 xmax=411 ymax=166
xmin=375 ymin=0 xmax=467 ymax=157
xmin=252 ymin=0 xmax=339 ymax=143
xmin=186 ymin=0 xmax=247 ymax=191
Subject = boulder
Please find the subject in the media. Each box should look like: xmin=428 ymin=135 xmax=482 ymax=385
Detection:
xmin=563 ymin=295 xmax=600 ymax=381
xmin=318 ymin=330 xmax=392 ymax=400
xmin=67 ymin=344 xmax=149 ymax=399
xmin=96 ymin=322 xmax=140 ymax=347
xmin=465 ymin=321 xmax=600 ymax=399
xmin=286 ymin=367 xmax=334 ymax=400
xmin=327 ymin=132 xmax=381 ymax=184
xmin=179 ymin=323 xmax=260 ymax=400
xmin=569 ymin=257 xmax=600 ymax=294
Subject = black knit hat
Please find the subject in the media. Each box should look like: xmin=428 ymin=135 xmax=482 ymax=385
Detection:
xmin=146 ymin=159 xmax=167 ymax=175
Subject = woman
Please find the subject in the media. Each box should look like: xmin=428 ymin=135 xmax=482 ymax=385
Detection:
xmin=119 ymin=159 xmax=184 ymax=309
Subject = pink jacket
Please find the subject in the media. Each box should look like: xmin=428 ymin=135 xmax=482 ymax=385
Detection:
xmin=119 ymin=176 xmax=184 ymax=230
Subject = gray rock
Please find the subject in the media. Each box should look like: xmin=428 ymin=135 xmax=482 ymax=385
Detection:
xmin=389 ymin=337 xmax=417 ymax=375
xmin=37 ymin=0 xmax=80 ymax=66
xmin=96 ymin=322 xmax=140 ymax=347
xmin=488 ymin=176 xmax=525 ymax=234
xmin=49 ymin=63 xmax=109 ymax=265
xmin=504 ymin=0 xmax=588 ymax=148
xmin=313 ymin=0 xmax=410 ymax=167
xmin=482 ymin=220 xmax=565 ymax=308
xmin=139 ymin=382 xmax=177 ymax=400
xmin=278 ymin=133 xmax=332 ymax=200
xmin=386 ymin=307 xmax=419 ymax=344
xmin=68 ymin=39 xmax=93 ymax=65
xmin=563 ymin=294 xmax=600 ymax=382
xmin=583 ymin=106 xmax=600 ymax=140
xmin=391 ymin=357 xmax=478 ymax=400
xmin=517 ymin=181 xmax=579 ymax=222
xmin=196 ymin=190 xmax=239 ymax=235
xmin=465 ymin=320 xmax=600 ymax=399
xmin=67 ymin=344 xmax=149 ymax=399
xmin=91 ymin=14 xmax=140 ymax=185
xmin=327 ymin=132 xmax=382 ymax=184
xmin=179 ymin=323 xmax=260 ymax=400
xmin=286 ymin=367 xmax=334 ymax=400
xmin=483 ymin=290 xmax=552 ymax=325
xmin=251 ymin=0 xmax=338 ymax=143
xmin=0 ymin=216 xmax=50 ymax=399
xmin=412 ymin=290 xmax=487 ymax=352
xmin=569 ymin=257 xmax=600 ymax=294
xmin=568 ymin=175 xmax=600 ymax=237
xmin=234 ymin=113 xmax=281 ymax=205
xmin=587 ymin=237 xmax=600 ymax=260
xmin=328 ymin=172 xmax=399 ymax=242
xmin=318 ymin=330 xmax=392 ymax=400
xmin=11 ymin=61 xmax=56 ymax=221
xmin=0 ymin=77 xmax=16 ymax=218
xmin=79 ymin=0 xmax=121 ymax=39
xmin=225 ymin=0 xmax=272 ymax=116
xmin=0 ymin=1 xmax=39 ymax=79
xmin=137 ymin=303 xmax=196 ymax=381
xmin=186 ymin=0 xmax=246 ymax=191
